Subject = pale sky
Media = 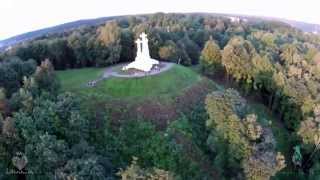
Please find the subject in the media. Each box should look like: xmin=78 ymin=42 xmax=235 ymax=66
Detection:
xmin=0 ymin=0 xmax=319 ymax=40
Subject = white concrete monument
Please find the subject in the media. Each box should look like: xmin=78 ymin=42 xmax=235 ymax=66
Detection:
xmin=122 ymin=32 xmax=159 ymax=72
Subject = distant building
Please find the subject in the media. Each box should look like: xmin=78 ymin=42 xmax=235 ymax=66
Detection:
xmin=228 ymin=16 xmax=241 ymax=23
xmin=242 ymin=18 xmax=248 ymax=22
xmin=312 ymin=25 xmax=320 ymax=34
xmin=5 ymin=46 xmax=12 ymax=52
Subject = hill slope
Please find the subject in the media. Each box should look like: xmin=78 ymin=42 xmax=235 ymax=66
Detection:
xmin=57 ymin=64 xmax=216 ymax=129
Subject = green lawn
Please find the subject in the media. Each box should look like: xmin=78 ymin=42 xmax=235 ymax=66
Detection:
xmin=57 ymin=65 xmax=201 ymax=100
xmin=57 ymin=68 xmax=105 ymax=91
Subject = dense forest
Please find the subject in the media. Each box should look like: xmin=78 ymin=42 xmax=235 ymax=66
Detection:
xmin=1 ymin=13 xmax=320 ymax=179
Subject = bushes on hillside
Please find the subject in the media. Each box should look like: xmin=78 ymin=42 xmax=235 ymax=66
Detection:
xmin=205 ymin=89 xmax=286 ymax=179
xmin=0 ymin=57 xmax=36 ymax=96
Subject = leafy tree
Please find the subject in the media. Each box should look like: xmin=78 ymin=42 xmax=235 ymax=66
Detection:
xmin=105 ymin=120 xmax=203 ymax=179
xmin=158 ymin=40 xmax=179 ymax=62
xmin=305 ymin=46 xmax=318 ymax=63
xmin=67 ymin=31 xmax=89 ymax=67
xmin=10 ymin=85 xmax=114 ymax=178
xmin=96 ymin=21 xmax=122 ymax=65
xmin=33 ymin=59 xmax=59 ymax=94
xmin=14 ymin=93 xmax=88 ymax=144
xmin=47 ymin=38 xmax=73 ymax=69
xmin=309 ymin=162 xmax=320 ymax=179
xmin=5 ymin=57 xmax=37 ymax=79
xmin=280 ymin=44 xmax=300 ymax=65
xmin=243 ymin=114 xmax=262 ymax=141
xmin=205 ymin=89 xmax=285 ymax=179
xmin=9 ymin=78 xmax=36 ymax=112
xmin=312 ymin=52 xmax=320 ymax=65
xmin=117 ymin=157 xmax=175 ymax=180
xmin=120 ymin=30 xmax=135 ymax=62
xmin=25 ymin=133 xmax=68 ymax=177
xmin=243 ymin=151 xmax=286 ymax=180
xmin=261 ymin=32 xmax=277 ymax=48
xmin=0 ymin=88 xmax=9 ymax=116
xmin=0 ymin=64 xmax=19 ymax=95
xmin=177 ymin=34 xmax=200 ymax=64
xmin=98 ymin=21 xmax=121 ymax=47
xmin=222 ymin=36 xmax=256 ymax=85
xmin=205 ymin=89 xmax=250 ymax=176
xmin=191 ymin=29 xmax=209 ymax=47
xmin=0 ymin=57 xmax=36 ymax=96
xmin=56 ymin=141 xmax=115 ymax=180
xmin=12 ymin=40 xmax=50 ymax=64
xmin=199 ymin=36 xmax=222 ymax=75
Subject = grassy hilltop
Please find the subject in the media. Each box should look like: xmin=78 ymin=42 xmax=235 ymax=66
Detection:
xmin=57 ymin=64 xmax=201 ymax=100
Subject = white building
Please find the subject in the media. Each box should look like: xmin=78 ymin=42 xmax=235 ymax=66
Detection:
xmin=228 ymin=16 xmax=241 ymax=23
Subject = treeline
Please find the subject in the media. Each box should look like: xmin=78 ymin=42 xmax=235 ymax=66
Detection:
xmin=0 ymin=59 xmax=119 ymax=179
xmin=198 ymin=16 xmax=320 ymax=178
xmin=205 ymin=89 xmax=286 ymax=179
xmin=2 ymin=13 xmax=301 ymax=70
xmin=0 ymin=57 xmax=37 ymax=96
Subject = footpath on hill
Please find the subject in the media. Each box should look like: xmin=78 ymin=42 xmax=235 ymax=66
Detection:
xmin=103 ymin=62 xmax=174 ymax=79
xmin=85 ymin=62 xmax=174 ymax=87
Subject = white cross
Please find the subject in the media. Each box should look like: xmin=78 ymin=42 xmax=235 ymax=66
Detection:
xmin=140 ymin=32 xmax=147 ymax=40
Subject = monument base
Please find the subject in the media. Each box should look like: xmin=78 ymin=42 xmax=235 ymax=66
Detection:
xmin=122 ymin=32 xmax=160 ymax=72
xmin=122 ymin=58 xmax=159 ymax=72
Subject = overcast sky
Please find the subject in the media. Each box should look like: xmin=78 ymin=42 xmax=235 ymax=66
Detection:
xmin=0 ymin=0 xmax=319 ymax=40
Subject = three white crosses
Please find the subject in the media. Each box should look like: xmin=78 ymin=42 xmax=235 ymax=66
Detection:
xmin=122 ymin=32 xmax=159 ymax=72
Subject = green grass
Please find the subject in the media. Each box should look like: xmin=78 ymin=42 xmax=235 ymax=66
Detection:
xmin=57 ymin=65 xmax=201 ymax=100
xmin=57 ymin=68 xmax=104 ymax=91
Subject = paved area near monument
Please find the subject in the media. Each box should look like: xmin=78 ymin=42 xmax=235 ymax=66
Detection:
xmin=85 ymin=62 xmax=175 ymax=87
xmin=102 ymin=62 xmax=174 ymax=79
